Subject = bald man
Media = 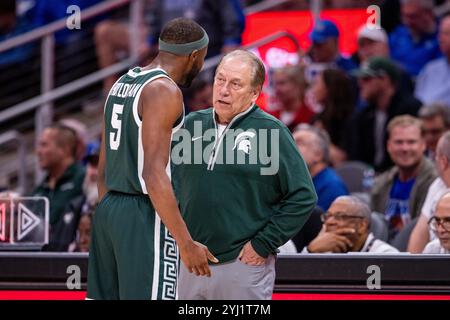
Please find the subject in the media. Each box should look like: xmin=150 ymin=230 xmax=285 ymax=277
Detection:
xmin=305 ymin=196 xmax=398 ymax=253
xmin=423 ymin=192 xmax=450 ymax=254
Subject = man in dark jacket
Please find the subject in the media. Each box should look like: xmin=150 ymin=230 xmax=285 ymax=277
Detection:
xmin=350 ymin=57 xmax=422 ymax=172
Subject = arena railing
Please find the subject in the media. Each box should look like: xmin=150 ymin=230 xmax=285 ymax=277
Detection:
xmin=0 ymin=131 xmax=27 ymax=194
xmin=0 ymin=253 xmax=449 ymax=295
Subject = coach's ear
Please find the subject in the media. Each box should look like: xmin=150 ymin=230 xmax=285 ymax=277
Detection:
xmin=250 ymin=86 xmax=261 ymax=104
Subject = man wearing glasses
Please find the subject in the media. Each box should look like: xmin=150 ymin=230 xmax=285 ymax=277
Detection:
xmin=423 ymin=192 xmax=450 ymax=254
xmin=304 ymin=196 xmax=398 ymax=253
xmin=408 ymin=131 xmax=450 ymax=253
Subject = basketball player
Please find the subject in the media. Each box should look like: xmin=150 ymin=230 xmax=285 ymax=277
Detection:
xmin=87 ymin=18 xmax=217 ymax=300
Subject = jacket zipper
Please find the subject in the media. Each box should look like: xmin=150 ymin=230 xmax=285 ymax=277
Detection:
xmin=207 ymin=104 xmax=255 ymax=171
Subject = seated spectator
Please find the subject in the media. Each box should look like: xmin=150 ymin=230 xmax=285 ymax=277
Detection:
xmin=350 ymin=57 xmax=422 ymax=171
xmin=69 ymin=211 xmax=93 ymax=252
xmin=43 ymin=141 xmax=99 ymax=251
xmin=418 ymin=103 xmax=450 ymax=160
xmin=294 ymin=124 xmax=349 ymax=211
xmin=423 ymin=191 xmax=450 ymax=254
xmin=59 ymin=118 xmax=88 ymax=163
xmin=389 ymin=0 xmax=442 ymax=76
xmin=307 ymin=19 xmax=357 ymax=76
xmin=371 ymin=116 xmax=437 ymax=240
xmin=353 ymin=25 xmax=414 ymax=96
xmin=354 ymin=25 xmax=389 ymax=66
xmin=310 ymin=68 xmax=355 ymax=166
xmin=269 ymin=65 xmax=316 ymax=131
xmin=31 ymin=125 xmax=85 ymax=251
xmin=408 ymin=131 xmax=450 ymax=252
xmin=303 ymin=196 xmax=398 ymax=253
xmin=415 ymin=14 xmax=450 ymax=106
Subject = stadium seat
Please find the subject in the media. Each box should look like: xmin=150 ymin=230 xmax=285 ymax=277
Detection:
xmin=335 ymin=161 xmax=375 ymax=193
xmin=390 ymin=217 xmax=419 ymax=251
xmin=370 ymin=212 xmax=389 ymax=242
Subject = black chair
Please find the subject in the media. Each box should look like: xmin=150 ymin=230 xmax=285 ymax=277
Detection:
xmin=390 ymin=217 xmax=419 ymax=252
xmin=335 ymin=161 xmax=375 ymax=193
xmin=370 ymin=212 xmax=389 ymax=242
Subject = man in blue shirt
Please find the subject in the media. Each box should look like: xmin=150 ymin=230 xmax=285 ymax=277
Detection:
xmin=294 ymin=124 xmax=349 ymax=211
xmin=415 ymin=14 xmax=450 ymax=106
xmin=389 ymin=0 xmax=441 ymax=77
xmin=371 ymin=115 xmax=437 ymax=240
xmin=307 ymin=19 xmax=357 ymax=75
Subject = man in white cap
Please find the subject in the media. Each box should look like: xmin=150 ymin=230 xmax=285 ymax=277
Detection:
xmin=356 ymin=25 xmax=389 ymax=64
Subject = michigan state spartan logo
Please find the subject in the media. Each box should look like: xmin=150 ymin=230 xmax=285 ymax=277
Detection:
xmin=233 ymin=131 xmax=256 ymax=154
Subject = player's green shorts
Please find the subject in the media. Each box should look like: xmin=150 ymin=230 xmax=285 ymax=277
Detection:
xmin=87 ymin=191 xmax=178 ymax=300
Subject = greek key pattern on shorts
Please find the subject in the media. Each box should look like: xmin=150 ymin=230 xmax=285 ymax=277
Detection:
xmin=162 ymin=227 xmax=178 ymax=300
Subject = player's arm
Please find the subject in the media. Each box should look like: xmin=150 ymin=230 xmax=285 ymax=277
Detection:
xmin=407 ymin=214 xmax=430 ymax=253
xmin=139 ymin=79 xmax=217 ymax=276
xmin=97 ymin=117 xmax=108 ymax=201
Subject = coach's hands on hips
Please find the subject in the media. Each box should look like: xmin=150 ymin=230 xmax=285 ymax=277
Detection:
xmin=180 ymin=240 xmax=218 ymax=277
xmin=238 ymin=241 xmax=266 ymax=266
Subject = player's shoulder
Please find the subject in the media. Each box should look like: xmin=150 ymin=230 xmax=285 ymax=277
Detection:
xmin=142 ymin=76 xmax=182 ymax=102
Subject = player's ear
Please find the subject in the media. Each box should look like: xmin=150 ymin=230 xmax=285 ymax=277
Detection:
xmin=189 ymin=49 xmax=199 ymax=62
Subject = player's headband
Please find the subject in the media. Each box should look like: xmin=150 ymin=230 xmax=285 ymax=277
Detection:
xmin=158 ymin=29 xmax=209 ymax=56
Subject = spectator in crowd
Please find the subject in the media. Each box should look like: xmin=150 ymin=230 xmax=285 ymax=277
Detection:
xmin=294 ymin=124 xmax=349 ymax=211
xmin=415 ymin=14 xmax=450 ymax=106
xmin=69 ymin=211 xmax=93 ymax=252
xmin=353 ymin=25 xmax=414 ymax=96
xmin=303 ymin=196 xmax=398 ymax=253
xmin=270 ymin=65 xmax=316 ymax=131
xmin=408 ymin=131 xmax=450 ymax=253
xmin=354 ymin=25 xmax=389 ymax=66
xmin=43 ymin=148 xmax=97 ymax=252
xmin=418 ymin=103 xmax=450 ymax=160
xmin=350 ymin=57 xmax=422 ymax=171
xmin=389 ymin=0 xmax=441 ymax=76
xmin=310 ymin=68 xmax=355 ymax=166
xmin=59 ymin=118 xmax=88 ymax=163
xmin=307 ymin=19 xmax=357 ymax=76
xmin=423 ymin=192 xmax=450 ymax=254
xmin=371 ymin=115 xmax=437 ymax=240
xmin=32 ymin=125 xmax=85 ymax=250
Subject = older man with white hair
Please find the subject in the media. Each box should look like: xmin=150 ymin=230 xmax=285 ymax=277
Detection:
xmin=173 ymin=50 xmax=317 ymax=299
xmin=423 ymin=192 xmax=450 ymax=254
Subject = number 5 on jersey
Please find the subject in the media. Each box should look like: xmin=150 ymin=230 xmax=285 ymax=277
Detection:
xmin=110 ymin=104 xmax=124 ymax=150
